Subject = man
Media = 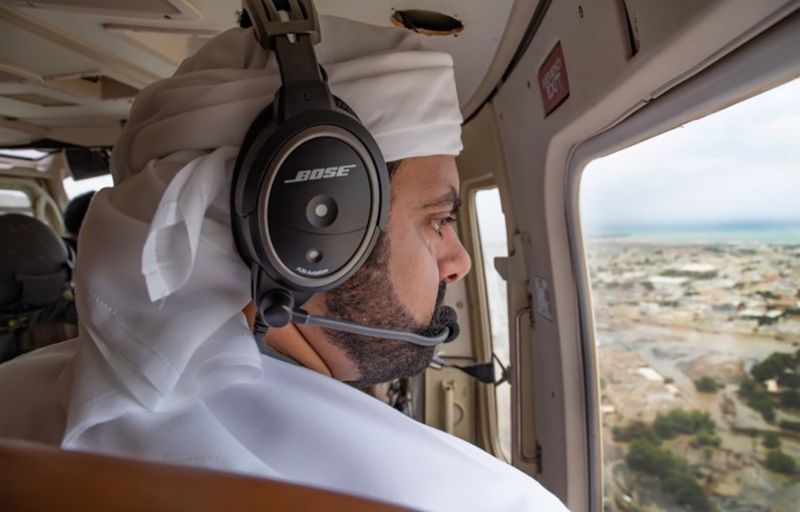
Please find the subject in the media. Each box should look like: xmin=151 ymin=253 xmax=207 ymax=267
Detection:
xmin=0 ymin=214 xmax=78 ymax=363
xmin=62 ymin=190 xmax=95 ymax=255
xmin=0 ymin=9 xmax=569 ymax=512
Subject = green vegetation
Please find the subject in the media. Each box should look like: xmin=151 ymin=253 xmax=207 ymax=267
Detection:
xmin=642 ymin=281 xmax=655 ymax=291
xmin=780 ymin=420 xmax=800 ymax=433
xmin=778 ymin=372 xmax=800 ymax=389
xmin=664 ymin=377 xmax=675 ymax=385
xmin=660 ymin=269 xmax=718 ymax=280
xmin=694 ymin=376 xmax=718 ymax=393
xmin=765 ymin=450 xmax=797 ymax=474
xmin=691 ymin=429 xmax=722 ymax=449
xmin=780 ymin=389 xmax=800 ymax=410
xmin=653 ymin=409 xmax=716 ymax=439
xmin=741 ymin=352 xmax=800 ymax=420
xmin=746 ymin=391 xmax=776 ymax=423
xmin=762 ymin=432 xmax=781 ymax=449
xmin=739 ymin=378 xmax=757 ymax=395
xmin=750 ymin=352 xmax=795 ymax=383
xmin=625 ymin=440 xmax=709 ymax=511
xmin=612 ymin=421 xmax=661 ymax=445
xmin=607 ymin=281 xmax=635 ymax=290
xmin=615 ymin=410 xmax=721 ymax=450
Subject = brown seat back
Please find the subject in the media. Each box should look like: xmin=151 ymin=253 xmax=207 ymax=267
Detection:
xmin=0 ymin=439 xmax=417 ymax=512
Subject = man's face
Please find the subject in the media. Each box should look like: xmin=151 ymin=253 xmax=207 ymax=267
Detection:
xmin=315 ymin=155 xmax=472 ymax=386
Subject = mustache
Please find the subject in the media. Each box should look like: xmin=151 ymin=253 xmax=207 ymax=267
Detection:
xmin=417 ymin=281 xmax=457 ymax=338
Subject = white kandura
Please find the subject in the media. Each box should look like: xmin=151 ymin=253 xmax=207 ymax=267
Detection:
xmin=0 ymin=15 xmax=568 ymax=512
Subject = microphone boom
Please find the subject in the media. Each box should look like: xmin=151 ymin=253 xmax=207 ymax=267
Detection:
xmin=292 ymin=308 xmax=457 ymax=346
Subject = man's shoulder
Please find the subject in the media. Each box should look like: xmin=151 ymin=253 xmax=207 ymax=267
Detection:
xmin=228 ymin=358 xmax=571 ymax=512
xmin=0 ymin=338 xmax=77 ymax=375
xmin=0 ymin=340 xmax=75 ymax=444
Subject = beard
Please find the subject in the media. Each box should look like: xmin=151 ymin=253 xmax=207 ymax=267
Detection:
xmin=323 ymin=233 xmax=450 ymax=387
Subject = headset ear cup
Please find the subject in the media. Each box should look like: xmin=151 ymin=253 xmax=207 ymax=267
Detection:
xmin=239 ymin=103 xmax=276 ymax=158
xmin=230 ymin=102 xmax=276 ymax=268
xmin=333 ymin=96 xmax=359 ymax=120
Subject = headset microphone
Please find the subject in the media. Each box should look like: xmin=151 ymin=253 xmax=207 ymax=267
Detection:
xmin=293 ymin=305 xmax=460 ymax=347
xmin=252 ymin=288 xmax=459 ymax=348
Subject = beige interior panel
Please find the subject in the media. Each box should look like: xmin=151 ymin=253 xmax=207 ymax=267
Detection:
xmin=0 ymin=18 xmax=104 ymax=76
xmin=0 ymin=66 xmax=30 ymax=83
xmin=103 ymin=25 xmax=217 ymax=66
xmin=424 ymin=363 xmax=477 ymax=444
xmin=0 ymin=92 xmax=78 ymax=107
xmin=306 ymin=0 xmax=516 ymax=109
xmin=3 ymin=0 xmax=202 ymax=21
xmin=0 ymin=0 xmax=526 ymax=146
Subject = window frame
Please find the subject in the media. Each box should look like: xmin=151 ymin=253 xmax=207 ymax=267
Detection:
xmin=564 ymin=14 xmax=800 ymax=512
xmin=470 ymin=182 xmax=515 ymax=462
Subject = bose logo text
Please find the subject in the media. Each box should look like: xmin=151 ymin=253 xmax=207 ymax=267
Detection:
xmin=284 ymin=165 xmax=356 ymax=184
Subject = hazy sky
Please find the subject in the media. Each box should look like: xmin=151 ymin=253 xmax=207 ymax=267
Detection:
xmin=580 ymin=77 xmax=800 ymax=231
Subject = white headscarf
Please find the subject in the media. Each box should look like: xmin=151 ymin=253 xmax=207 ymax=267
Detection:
xmin=58 ymin=16 xmax=462 ymax=454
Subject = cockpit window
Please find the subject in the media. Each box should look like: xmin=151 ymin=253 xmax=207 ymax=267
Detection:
xmin=475 ymin=188 xmax=512 ymax=460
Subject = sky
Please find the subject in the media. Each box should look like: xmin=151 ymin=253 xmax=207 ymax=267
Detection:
xmin=475 ymin=188 xmax=506 ymax=244
xmin=580 ymin=77 xmax=800 ymax=232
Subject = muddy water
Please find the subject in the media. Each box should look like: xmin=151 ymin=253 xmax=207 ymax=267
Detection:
xmin=598 ymin=323 xmax=800 ymax=512
xmin=602 ymin=324 xmax=797 ymax=370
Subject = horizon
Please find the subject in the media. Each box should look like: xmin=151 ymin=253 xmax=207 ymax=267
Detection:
xmin=583 ymin=218 xmax=800 ymax=234
xmin=580 ymin=77 xmax=800 ymax=233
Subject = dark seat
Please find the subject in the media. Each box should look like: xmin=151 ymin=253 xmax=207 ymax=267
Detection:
xmin=0 ymin=439 xmax=417 ymax=512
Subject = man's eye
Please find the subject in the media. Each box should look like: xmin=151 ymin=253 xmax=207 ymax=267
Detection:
xmin=431 ymin=215 xmax=457 ymax=235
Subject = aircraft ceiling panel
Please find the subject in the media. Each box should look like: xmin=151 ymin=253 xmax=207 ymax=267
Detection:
xmin=2 ymin=0 xmax=203 ymax=21
xmin=8 ymin=0 xmax=515 ymax=105
xmin=316 ymin=0 xmax=515 ymax=110
xmin=1 ymin=7 xmax=181 ymax=79
xmin=0 ymin=123 xmax=39 ymax=146
xmin=0 ymin=19 xmax=102 ymax=77
xmin=0 ymin=0 xmax=518 ymax=146
xmin=0 ymin=83 xmax=133 ymax=119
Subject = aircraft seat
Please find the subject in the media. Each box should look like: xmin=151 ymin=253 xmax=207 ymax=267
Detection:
xmin=0 ymin=439 xmax=416 ymax=512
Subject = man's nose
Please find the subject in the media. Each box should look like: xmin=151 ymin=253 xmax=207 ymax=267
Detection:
xmin=439 ymin=234 xmax=472 ymax=284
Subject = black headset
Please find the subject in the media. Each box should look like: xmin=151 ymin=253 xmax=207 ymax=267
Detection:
xmin=231 ymin=0 xmax=389 ymax=330
xmin=231 ymin=0 xmax=458 ymax=348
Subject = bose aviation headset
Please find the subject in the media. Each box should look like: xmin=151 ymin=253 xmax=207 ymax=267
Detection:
xmin=232 ymin=0 xmax=457 ymax=348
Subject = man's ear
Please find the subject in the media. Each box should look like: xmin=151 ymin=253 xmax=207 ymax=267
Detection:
xmin=300 ymin=293 xmax=329 ymax=316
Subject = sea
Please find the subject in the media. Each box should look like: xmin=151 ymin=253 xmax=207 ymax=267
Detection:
xmin=584 ymin=222 xmax=800 ymax=245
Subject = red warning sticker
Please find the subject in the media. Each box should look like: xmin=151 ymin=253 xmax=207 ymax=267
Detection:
xmin=538 ymin=42 xmax=570 ymax=116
